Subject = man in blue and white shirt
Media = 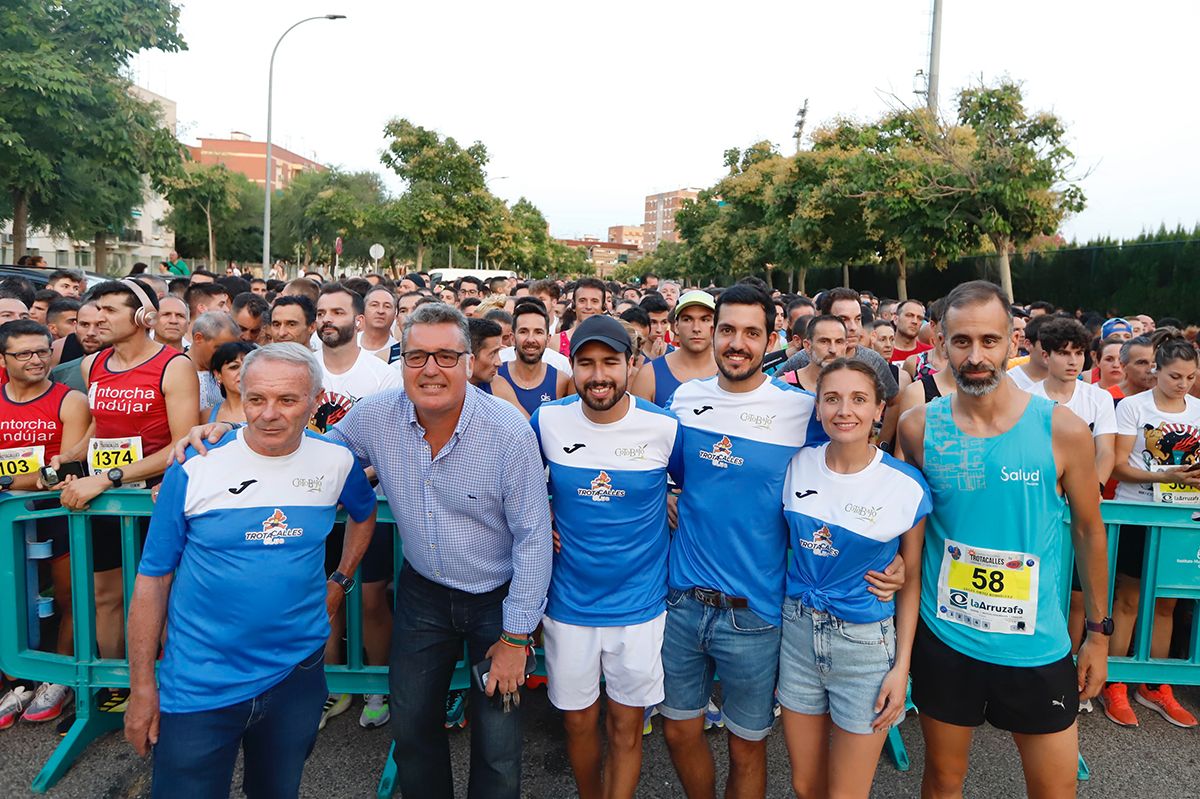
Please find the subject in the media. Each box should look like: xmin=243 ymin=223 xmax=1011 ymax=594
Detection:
xmin=531 ymin=315 xmax=683 ymax=799
xmin=124 ymin=343 xmax=378 ymax=798
xmin=659 ymin=284 xmax=826 ymax=799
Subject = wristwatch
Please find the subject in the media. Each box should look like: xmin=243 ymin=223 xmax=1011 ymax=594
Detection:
xmin=1085 ymin=616 xmax=1114 ymax=636
xmin=0 ymin=475 xmax=13 ymax=491
xmin=328 ymin=570 xmax=356 ymax=594
xmin=107 ymin=468 xmax=124 ymax=488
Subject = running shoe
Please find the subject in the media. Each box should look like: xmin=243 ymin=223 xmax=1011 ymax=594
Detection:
xmin=1135 ymin=685 xmax=1198 ymax=728
xmin=643 ymin=705 xmax=659 ymax=736
xmin=0 ymin=687 xmax=34 ymax=730
xmin=1078 ymin=698 xmax=1093 ymax=714
xmin=96 ymin=688 xmax=129 ymax=713
xmin=1100 ymin=683 xmax=1138 ymax=727
xmin=444 ymin=690 xmax=467 ymax=729
xmin=55 ymin=707 xmax=75 ymax=736
xmin=318 ymin=693 xmax=351 ymax=730
xmin=22 ymin=683 xmax=71 ymax=722
xmin=702 ymin=698 xmax=724 ymax=731
xmin=359 ymin=694 xmax=390 ymax=728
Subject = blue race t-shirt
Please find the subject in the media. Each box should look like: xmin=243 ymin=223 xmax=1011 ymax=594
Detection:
xmin=531 ymin=395 xmax=683 ymax=626
xmin=669 ymin=376 xmax=825 ymax=626
xmin=140 ymin=428 xmax=377 ymax=713
xmin=783 ymin=444 xmax=931 ymax=623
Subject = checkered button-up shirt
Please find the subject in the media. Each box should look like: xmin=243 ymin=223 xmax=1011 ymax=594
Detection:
xmin=326 ymin=385 xmax=552 ymax=634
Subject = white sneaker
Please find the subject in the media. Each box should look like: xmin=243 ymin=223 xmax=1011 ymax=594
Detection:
xmin=22 ymin=683 xmax=72 ymax=722
xmin=359 ymin=693 xmax=390 ymax=728
xmin=0 ymin=687 xmax=35 ymax=730
xmin=1079 ymin=698 xmax=1093 ymax=714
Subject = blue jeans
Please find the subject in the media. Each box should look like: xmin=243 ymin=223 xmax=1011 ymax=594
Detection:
xmin=152 ymin=646 xmax=325 ymax=799
xmin=390 ymin=563 xmax=521 ymax=799
xmin=659 ymin=588 xmax=781 ymax=741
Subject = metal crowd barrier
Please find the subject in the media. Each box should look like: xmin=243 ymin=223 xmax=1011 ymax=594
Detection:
xmin=2 ymin=492 xmax=1198 ymax=794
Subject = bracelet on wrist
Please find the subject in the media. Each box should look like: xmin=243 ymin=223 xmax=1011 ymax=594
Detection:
xmin=500 ymin=632 xmax=531 ymax=648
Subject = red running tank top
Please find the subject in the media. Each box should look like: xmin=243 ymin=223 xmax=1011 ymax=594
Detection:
xmin=0 ymin=382 xmax=73 ymax=460
xmin=87 ymin=345 xmax=182 ymax=455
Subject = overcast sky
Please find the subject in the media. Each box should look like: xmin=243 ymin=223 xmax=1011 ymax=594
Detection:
xmin=132 ymin=0 xmax=1200 ymax=244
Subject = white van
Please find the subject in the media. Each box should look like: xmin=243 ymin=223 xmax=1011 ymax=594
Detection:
xmin=427 ymin=268 xmax=517 ymax=286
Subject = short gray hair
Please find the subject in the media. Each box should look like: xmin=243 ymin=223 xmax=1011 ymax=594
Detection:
xmin=241 ymin=342 xmax=323 ymax=398
xmin=192 ymin=310 xmax=238 ymax=339
xmin=401 ymin=302 xmax=470 ymax=351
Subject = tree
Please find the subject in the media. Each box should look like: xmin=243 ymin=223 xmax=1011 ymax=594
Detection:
xmin=0 ymin=0 xmax=185 ymax=260
xmin=163 ymin=163 xmax=241 ymax=268
xmin=380 ymin=119 xmax=491 ymax=271
xmin=900 ymin=81 xmax=1085 ymax=300
xmin=272 ymin=170 xmax=386 ymax=267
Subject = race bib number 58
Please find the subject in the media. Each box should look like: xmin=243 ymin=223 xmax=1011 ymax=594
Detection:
xmin=936 ymin=539 xmax=1039 ymax=636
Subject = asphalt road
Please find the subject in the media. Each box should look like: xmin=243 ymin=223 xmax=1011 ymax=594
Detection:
xmin=3 ymin=684 xmax=1199 ymax=798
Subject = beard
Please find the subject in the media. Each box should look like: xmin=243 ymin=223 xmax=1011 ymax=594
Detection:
xmin=716 ymin=347 xmax=762 ymax=383
xmin=579 ymin=379 xmax=624 ymax=412
xmin=951 ymin=360 xmax=1003 ymax=396
xmin=318 ymin=321 xmax=356 ymax=348
xmin=517 ymin=343 xmax=543 ymax=365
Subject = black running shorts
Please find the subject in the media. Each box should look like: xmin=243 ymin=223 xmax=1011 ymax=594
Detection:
xmin=910 ymin=618 xmax=1079 ymax=735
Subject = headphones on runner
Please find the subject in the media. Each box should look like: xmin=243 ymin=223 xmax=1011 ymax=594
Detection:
xmin=120 ymin=278 xmax=159 ymax=329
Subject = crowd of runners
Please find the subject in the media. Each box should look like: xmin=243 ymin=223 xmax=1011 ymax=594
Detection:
xmin=0 ymin=262 xmax=1197 ymax=798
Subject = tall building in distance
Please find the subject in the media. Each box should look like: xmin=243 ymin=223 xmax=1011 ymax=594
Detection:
xmin=607 ymin=224 xmax=644 ymax=250
xmin=186 ymin=131 xmax=326 ymax=191
xmin=643 ymin=188 xmax=700 ymax=252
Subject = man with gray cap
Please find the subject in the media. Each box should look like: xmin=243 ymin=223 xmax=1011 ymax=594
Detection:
xmin=531 ymin=314 xmax=684 ymax=799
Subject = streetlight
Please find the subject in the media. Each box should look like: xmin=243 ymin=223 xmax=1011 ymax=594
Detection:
xmin=262 ymin=14 xmax=346 ymax=276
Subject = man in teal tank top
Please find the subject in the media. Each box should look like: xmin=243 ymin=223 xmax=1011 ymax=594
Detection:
xmin=898 ymin=281 xmax=1110 ymax=799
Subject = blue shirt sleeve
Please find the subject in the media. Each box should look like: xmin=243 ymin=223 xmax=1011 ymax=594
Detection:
xmin=139 ymin=460 xmax=190 ymax=577
xmin=667 ymin=416 xmax=685 ymax=487
xmin=328 ymin=400 xmax=375 ymax=471
xmin=499 ymin=422 xmax=553 ymax=634
xmin=338 ymin=455 xmax=378 ymax=523
xmin=529 ymin=407 xmax=548 ymax=467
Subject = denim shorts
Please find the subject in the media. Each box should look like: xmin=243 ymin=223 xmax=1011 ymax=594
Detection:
xmin=776 ymin=599 xmax=900 ymax=735
xmin=659 ymin=588 xmax=781 ymax=741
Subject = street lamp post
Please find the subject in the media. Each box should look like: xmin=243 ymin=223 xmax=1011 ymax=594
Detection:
xmin=262 ymin=14 xmax=346 ymax=276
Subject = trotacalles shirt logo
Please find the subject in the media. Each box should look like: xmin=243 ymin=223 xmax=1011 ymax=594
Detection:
xmin=999 ymin=466 xmax=1041 ymax=486
xmin=244 ymin=509 xmax=305 ymax=546
xmin=576 ymin=470 xmax=626 ymax=502
xmin=739 ymin=411 xmax=775 ymax=430
xmin=699 ymin=435 xmax=745 ymax=469
xmin=614 ymin=443 xmax=648 ymax=461
xmin=798 ymin=524 xmax=840 ymax=557
xmin=292 ymin=475 xmax=324 ymax=493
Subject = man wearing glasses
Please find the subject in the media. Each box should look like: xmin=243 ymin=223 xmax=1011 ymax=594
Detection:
xmin=181 ymin=302 xmax=552 ymax=797
xmin=0 ymin=320 xmax=92 ymax=727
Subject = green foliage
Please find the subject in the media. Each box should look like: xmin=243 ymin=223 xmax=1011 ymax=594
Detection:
xmin=163 ymin=164 xmax=262 ymax=264
xmin=0 ymin=0 xmax=186 ymax=260
xmin=271 ymin=170 xmax=386 ymax=266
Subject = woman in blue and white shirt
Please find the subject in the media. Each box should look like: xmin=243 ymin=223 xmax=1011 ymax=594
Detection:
xmin=778 ymin=358 xmax=931 ymax=798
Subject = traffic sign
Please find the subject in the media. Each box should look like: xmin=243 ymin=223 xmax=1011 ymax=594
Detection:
xmin=369 ymin=243 xmax=384 ymax=260
xmin=335 ymin=236 xmax=343 ymax=255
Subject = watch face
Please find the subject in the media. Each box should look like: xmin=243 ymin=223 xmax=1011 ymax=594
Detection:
xmin=0 ymin=475 xmax=13 ymax=490
xmin=107 ymin=468 xmax=123 ymax=483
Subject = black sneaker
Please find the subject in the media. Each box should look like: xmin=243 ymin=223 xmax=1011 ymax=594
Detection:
xmin=55 ymin=707 xmax=76 ymax=737
xmin=96 ymin=688 xmax=130 ymax=713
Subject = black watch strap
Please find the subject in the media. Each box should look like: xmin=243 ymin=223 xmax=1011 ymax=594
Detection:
xmin=328 ymin=570 xmax=355 ymax=594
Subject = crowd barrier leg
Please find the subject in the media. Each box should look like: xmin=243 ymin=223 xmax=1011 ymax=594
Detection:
xmin=32 ymin=688 xmax=123 ymax=792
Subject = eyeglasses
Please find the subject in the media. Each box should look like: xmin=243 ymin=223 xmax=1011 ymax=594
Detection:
xmin=401 ymin=349 xmax=468 ymax=368
xmin=3 ymin=348 xmax=52 ymax=362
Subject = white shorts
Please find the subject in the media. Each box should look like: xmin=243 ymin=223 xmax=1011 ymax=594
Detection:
xmin=541 ymin=612 xmax=667 ymax=712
